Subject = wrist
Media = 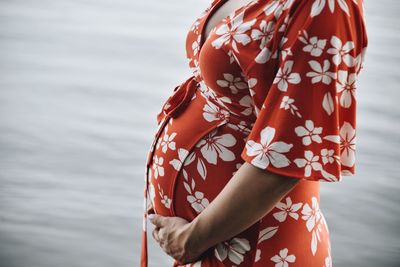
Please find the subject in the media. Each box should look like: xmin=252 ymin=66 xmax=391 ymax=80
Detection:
xmin=181 ymin=218 xmax=209 ymax=257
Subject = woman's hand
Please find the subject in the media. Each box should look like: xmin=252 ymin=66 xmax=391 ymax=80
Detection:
xmin=147 ymin=162 xmax=299 ymax=264
xmin=148 ymin=214 xmax=204 ymax=265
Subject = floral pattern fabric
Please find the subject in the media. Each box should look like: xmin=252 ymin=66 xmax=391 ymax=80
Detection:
xmin=141 ymin=0 xmax=368 ymax=266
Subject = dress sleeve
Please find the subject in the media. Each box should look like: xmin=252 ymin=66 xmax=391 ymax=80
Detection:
xmin=240 ymin=1 xmax=368 ymax=182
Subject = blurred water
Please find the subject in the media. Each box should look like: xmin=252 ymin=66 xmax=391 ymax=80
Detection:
xmin=0 ymin=0 xmax=399 ymax=267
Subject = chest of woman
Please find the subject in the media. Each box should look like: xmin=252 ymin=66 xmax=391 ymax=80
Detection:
xmin=184 ymin=0 xmax=292 ymax=107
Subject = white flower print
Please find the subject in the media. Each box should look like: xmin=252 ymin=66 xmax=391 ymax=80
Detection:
xmin=306 ymin=60 xmax=337 ymax=85
xmin=199 ymin=82 xmax=234 ymax=115
xmin=160 ymin=131 xmax=176 ymax=153
xmin=258 ymin=226 xmax=279 ymax=244
xmin=273 ymin=197 xmax=303 ymax=222
xmin=196 ymin=157 xmax=208 ymax=180
xmin=198 ymin=80 xmax=218 ymax=99
xmin=155 ymin=134 xmax=162 ymax=150
xmin=187 ymin=191 xmax=209 ymax=213
xmin=239 ymin=95 xmax=253 ymax=116
xmin=212 ymin=12 xmax=256 ymax=53
xmin=227 ymin=121 xmax=252 ymax=136
xmin=216 ymin=73 xmax=248 ymax=94
xmin=247 ymin=77 xmax=258 ymax=101
xmin=354 ymin=46 xmax=368 ymax=74
xmin=280 ymin=96 xmax=292 ymax=110
xmin=278 ymin=37 xmax=293 ymax=61
xmin=190 ymin=7 xmax=208 ymax=34
xmin=311 ymin=0 xmax=350 ymax=17
xmin=169 ymin=148 xmax=190 ymax=171
xmin=336 ymin=70 xmax=357 ymax=108
xmin=255 ymin=46 xmax=272 ymax=64
xmin=216 ymin=95 xmax=234 ymax=111
xmin=192 ymin=35 xmax=201 ymax=56
xmin=321 ymin=148 xmax=339 ymax=164
xmin=264 ymin=0 xmax=295 ymax=19
xmin=341 ymin=169 xmax=353 ymax=176
xmin=327 ymin=36 xmax=355 ymax=66
xmin=270 ymin=248 xmax=296 ymax=267
xmin=280 ymin=96 xmax=302 ymax=118
xmin=256 ymin=225 xmax=279 ymax=262
xmin=254 ymin=225 xmax=279 ymax=262
xmin=301 ymin=197 xmax=323 ymax=255
xmin=190 ymin=19 xmax=200 ymax=34
xmin=182 ymin=169 xmax=210 ymax=213
xmin=298 ymin=30 xmax=327 ymax=57
xmin=245 ymin=126 xmax=293 ymax=169
xmin=322 ymin=92 xmax=335 ymax=115
xmin=255 ymin=249 xmax=261 ymax=262
xmin=251 ymin=20 xmax=275 ymax=49
xmin=278 ymin=14 xmax=290 ymax=32
xmin=251 ymin=19 xmax=275 ymax=64
xmin=339 ymin=121 xmax=356 ymax=167
xmin=226 ymin=48 xmax=240 ymax=64
xmin=158 ymin=184 xmax=171 ymax=209
xmin=161 ymin=195 xmax=171 ymax=209
xmin=202 ymin=100 xmax=230 ymax=122
xmin=152 ymin=155 xmax=164 ymax=178
xmin=273 ymin=61 xmax=301 ymax=91
xmin=149 ymin=182 xmax=156 ymax=205
xmin=214 ymin=237 xmax=251 ymax=265
xmin=294 ymin=120 xmax=323 ymax=146
xmin=302 ymin=197 xmax=322 ymax=232
xmin=293 ymin=147 xmax=338 ymax=181
xmin=190 ymin=58 xmax=201 ymax=78
xmin=196 ymin=129 xmax=236 ymax=165
xmin=312 ymin=221 xmax=324 ymax=255
xmin=294 ymin=150 xmax=323 ymax=177
xmin=324 ymin=255 xmax=333 ymax=267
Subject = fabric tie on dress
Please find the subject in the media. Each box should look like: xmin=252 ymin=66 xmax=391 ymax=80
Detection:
xmin=156 ymin=76 xmax=199 ymax=125
xmin=141 ymin=75 xmax=200 ymax=267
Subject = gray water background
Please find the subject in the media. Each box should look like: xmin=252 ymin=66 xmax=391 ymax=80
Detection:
xmin=0 ymin=0 xmax=399 ymax=266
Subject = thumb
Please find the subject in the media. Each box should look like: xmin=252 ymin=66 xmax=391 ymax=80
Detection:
xmin=148 ymin=214 xmax=166 ymax=227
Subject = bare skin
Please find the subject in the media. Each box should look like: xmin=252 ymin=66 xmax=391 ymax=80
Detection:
xmin=204 ymin=0 xmax=255 ymax=40
xmin=149 ymin=162 xmax=300 ymax=264
xmin=148 ymin=0 xmax=301 ymax=264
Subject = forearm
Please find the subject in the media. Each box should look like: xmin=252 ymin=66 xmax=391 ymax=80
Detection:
xmin=186 ymin=162 xmax=300 ymax=253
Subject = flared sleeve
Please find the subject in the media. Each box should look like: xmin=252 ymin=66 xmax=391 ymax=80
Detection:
xmin=240 ymin=0 xmax=368 ymax=182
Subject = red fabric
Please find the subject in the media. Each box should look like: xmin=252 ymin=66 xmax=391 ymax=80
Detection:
xmin=141 ymin=0 xmax=368 ymax=266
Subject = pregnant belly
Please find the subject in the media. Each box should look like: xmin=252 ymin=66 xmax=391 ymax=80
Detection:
xmin=146 ymin=89 xmax=247 ymax=220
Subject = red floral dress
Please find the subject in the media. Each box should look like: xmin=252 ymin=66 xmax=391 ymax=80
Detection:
xmin=141 ymin=0 xmax=368 ymax=266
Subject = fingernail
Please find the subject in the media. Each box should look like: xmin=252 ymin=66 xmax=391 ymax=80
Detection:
xmin=148 ymin=214 xmax=155 ymax=221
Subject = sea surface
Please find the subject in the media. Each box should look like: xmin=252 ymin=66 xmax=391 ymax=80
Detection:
xmin=0 ymin=0 xmax=399 ymax=266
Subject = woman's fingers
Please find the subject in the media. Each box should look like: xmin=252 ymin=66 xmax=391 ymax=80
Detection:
xmin=152 ymin=227 xmax=160 ymax=242
xmin=149 ymin=214 xmax=167 ymax=228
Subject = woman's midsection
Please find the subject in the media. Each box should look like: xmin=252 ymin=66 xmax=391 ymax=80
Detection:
xmin=147 ymin=89 xmax=320 ymax=221
xmin=147 ymin=88 xmax=246 ymax=219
